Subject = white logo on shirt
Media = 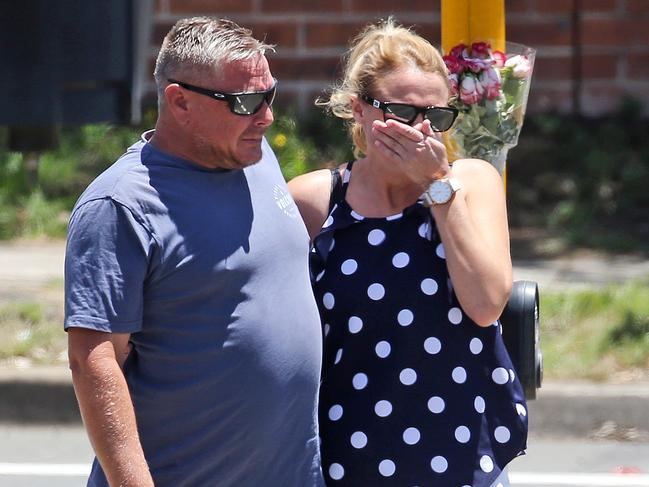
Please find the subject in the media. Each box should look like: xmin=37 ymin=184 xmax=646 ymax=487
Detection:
xmin=273 ymin=184 xmax=299 ymax=218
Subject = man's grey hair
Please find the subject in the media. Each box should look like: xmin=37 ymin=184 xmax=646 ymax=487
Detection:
xmin=153 ymin=17 xmax=274 ymax=106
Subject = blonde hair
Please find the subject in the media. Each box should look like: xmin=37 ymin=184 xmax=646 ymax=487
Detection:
xmin=154 ymin=17 xmax=274 ymax=107
xmin=319 ymin=18 xmax=449 ymax=158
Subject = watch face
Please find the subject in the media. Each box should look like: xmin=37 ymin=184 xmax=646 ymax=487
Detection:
xmin=430 ymin=180 xmax=452 ymax=204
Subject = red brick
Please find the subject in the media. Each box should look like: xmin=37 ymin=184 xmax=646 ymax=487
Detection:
xmin=507 ymin=20 xmax=572 ymax=46
xmin=350 ymin=0 xmax=439 ymax=12
xmin=627 ymin=52 xmax=649 ymax=79
xmin=168 ymin=0 xmax=252 ymax=13
xmin=581 ymin=54 xmax=618 ymax=79
xmin=533 ymin=55 xmax=573 ymax=81
xmin=626 ymin=0 xmax=649 ymax=15
xmin=535 ymin=0 xmax=616 ymax=13
xmin=306 ymin=22 xmax=367 ymax=49
xmin=269 ymin=56 xmax=343 ymax=80
xmin=581 ymin=18 xmax=649 ymax=46
xmin=260 ymin=0 xmax=343 ymax=12
xmin=506 ymin=0 xmax=533 ymax=13
xmin=249 ymin=22 xmax=298 ymax=48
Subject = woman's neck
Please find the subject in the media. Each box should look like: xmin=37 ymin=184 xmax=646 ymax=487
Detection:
xmin=345 ymin=157 xmax=425 ymax=218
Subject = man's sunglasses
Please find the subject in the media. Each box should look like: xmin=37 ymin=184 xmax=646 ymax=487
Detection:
xmin=168 ymin=78 xmax=277 ymax=116
xmin=362 ymin=94 xmax=458 ymax=131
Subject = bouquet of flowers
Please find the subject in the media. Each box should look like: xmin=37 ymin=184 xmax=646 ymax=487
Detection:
xmin=443 ymin=41 xmax=535 ymax=174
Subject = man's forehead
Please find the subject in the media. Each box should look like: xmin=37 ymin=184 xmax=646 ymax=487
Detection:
xmin=211 ymin=55 xmax=272 ymax=90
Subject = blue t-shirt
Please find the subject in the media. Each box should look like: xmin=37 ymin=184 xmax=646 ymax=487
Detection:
xmin=65 ymin=133 xmax=325 ymax=487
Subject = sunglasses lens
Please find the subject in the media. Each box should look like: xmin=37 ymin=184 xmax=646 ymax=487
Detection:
xmin=232 ymin=85 xmax=276 ymax=115
xmin=425 ymin=108 xmax=457 ymax=132
xmin=384 ymin=104 xmax=417 ymax=124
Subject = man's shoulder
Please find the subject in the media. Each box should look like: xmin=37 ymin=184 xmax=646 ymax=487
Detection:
xmin=75 ymin=140 xmax=150 ymax=208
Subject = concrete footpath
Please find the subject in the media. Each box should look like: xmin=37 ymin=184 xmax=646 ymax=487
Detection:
xmin=1 ymin=240 xmax=649 ymax=439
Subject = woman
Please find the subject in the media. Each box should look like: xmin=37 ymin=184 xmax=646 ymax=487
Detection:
xmin=289 ymin=19 xmax=527 ymax=487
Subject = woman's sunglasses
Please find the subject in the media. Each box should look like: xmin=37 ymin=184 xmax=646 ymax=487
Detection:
xmin=168 ymin=78 xmax=277 ymax=116
xmin=362 ymin=94 xmax=458 ymax=131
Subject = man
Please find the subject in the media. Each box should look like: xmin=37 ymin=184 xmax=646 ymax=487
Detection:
xmin=65 ymin=17 xmax=324 ymax=487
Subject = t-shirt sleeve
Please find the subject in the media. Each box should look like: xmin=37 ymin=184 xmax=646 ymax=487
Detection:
xmin=64 ymin=197 xmax=155 ymax=333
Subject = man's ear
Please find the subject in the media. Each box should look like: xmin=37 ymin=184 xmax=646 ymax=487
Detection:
xmin=164 ymin=84 xmax=191 ymax=123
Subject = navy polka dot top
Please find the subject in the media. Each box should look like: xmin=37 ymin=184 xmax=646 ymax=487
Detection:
xmin=311 ymin=162 xmax=528 ymax=486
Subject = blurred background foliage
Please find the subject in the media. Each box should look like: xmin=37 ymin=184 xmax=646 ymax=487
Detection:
xmin=0 ymin=99 xmax=648 ymax=256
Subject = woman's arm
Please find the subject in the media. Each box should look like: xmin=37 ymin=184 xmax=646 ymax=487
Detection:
xmin=288 ymin=168 xmax=336 ymax=241
xmin=431 ymin=158 xmax=512 ymax=326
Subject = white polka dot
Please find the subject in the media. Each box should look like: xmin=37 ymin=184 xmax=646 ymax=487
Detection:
xmin=350 ymin=431 xmax=367 ymax=449
xmin=323 ymin=216 xmax=334 ymax=228
xmin=334 ymin=348 xmax=343 ymax=364
xmin=368 ymin=229 xmax=386 ymax=245
xmin=474 ymin=396 xmax=486 ymax=413
xmin=469 ymin=337 xmax=483 ymax=354
xmin=399 ymin=368 xmax=417 ymax=385
xmin=351 ymin=210 xmax=365 ymax=220
xmin=392 ymin=252 xmax=410 ymax=268
xmin=323 ymin=292 xmax=335 ymax=310
xmin=348 ymin=316 xmax=363 ymax=334
xmin=448 ymin=307 xmax=463 ymax=324
xmin=495 ymin=426 xmax=511 ymax=443
xmin=329 ymin=238 xmax=336 ymax=251
xmin=418 ymin=222 xmax=429 ymax=239
xmin=316 ymin=270 xmax=325 ymax=281
xmin=397 ymin=309 xmax=414 ymax=326
xmin=509 ymin=369 xmax=516 ymax=382
xmin=452 ymin=367 xmax=467 ymax=384
xmin=375 ymin=341 xmax=391 ymax=358
xmin=329 ymin=463 xmax=344 ymax=480
xmin=403 ymin=427 xmax=420 ymax=445
xmin=420 ymin=278 xmax=438 ymax=295
xmin=480 ymin=455 xmax=494 ymax=473
xmin=375 ymin=400 xmax=392 ymax=417
xmin=328 ymin=404 xmax=343 ymax=421
xmin=367 ymin=283 xmax=385 ymax=300
xmin=378 ymin=459 xmax=396 ymax=477
xmin=352 ymin=373 xmax=368 ymax=390
xmin=431 ymin=456 xmax=448 ymax=473
xmin=436 ymin=243 xmax=446 ymax=259
xmin=492 ymin=367 xmax=509 ymax=385
xmin=341 ymin=259 xmax=358 ymax=275
xmin=516 ymin=403 xmax=527 ymax=417
xmin=324 ymin=324 xmax=330 ymax=336
xmin=424 ymin=337 xmax=442 ymax=354
xmin=427 ymin=396 xmax=445 ymax=414
xmin=455 ymin=426 xmax=471 ymax=443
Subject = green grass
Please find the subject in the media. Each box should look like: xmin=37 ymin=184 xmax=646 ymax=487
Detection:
xmin=541 ymin=281 xmax=649 ymax=380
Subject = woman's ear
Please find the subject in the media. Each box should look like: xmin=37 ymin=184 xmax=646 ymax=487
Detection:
xmin=351 ymin=95 xmax=365 ymax=123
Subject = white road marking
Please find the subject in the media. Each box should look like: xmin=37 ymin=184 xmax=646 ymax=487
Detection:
xmin=0 ymin=465 xmax=648 ymax=485
xmin=510 ymin=472 xmax=649 ymax=486
xmin=0 ymin=463 xmax=90 ymax=476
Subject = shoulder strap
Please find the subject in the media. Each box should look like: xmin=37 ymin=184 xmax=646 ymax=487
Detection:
xmin=328 ymin=161 xmax=354 ymax=212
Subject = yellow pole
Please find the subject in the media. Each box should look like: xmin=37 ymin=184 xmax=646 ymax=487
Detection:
xmin=441 ymin=0 xmax=505 ymax=53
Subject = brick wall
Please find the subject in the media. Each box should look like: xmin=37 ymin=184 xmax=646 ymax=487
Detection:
xmin=151 ymin=0 xmax=649 ymax=116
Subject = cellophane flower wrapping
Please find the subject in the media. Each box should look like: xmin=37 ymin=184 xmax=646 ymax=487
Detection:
xmin=444 ymin=42 xmax=536 ymax=174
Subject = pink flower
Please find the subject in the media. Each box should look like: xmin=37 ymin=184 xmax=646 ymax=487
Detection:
xmin=449 ymin=44 xmax=467 ymax=59
xmin=492 ymin=50 xmax=506 ymax=68
xmin=479 ymin=67 xmax=501 ymax=100
xmin=448 ymin=73 xmax=459 ymax=97
xmin=459 ymin=74 xmax=484 ymax=104
xmin=443 ymin=55 xmax=464 ymax=75
xmin=505 ymin=55 xmax=532 ymax=78
xmin=471 ymin=42 xmax=492 ymax=59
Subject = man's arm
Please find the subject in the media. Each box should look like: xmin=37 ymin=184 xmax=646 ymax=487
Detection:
xmin=68 ymin=328 xmax=154 ymax=487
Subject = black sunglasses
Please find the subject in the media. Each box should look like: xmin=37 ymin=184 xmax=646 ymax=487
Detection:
xmin=362 ymin=94 xmax=458 ymax=131
xmin=168 ymin=78 xmax=277 ymax=116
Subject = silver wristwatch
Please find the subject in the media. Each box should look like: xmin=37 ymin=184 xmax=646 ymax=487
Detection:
xmin=422 ymin=177 xmax=461 ymax=206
